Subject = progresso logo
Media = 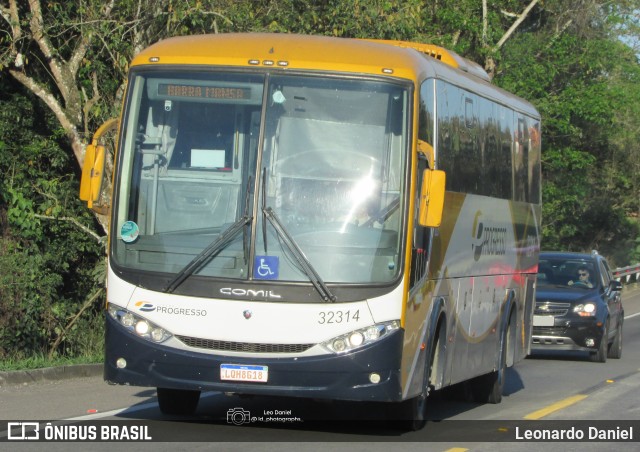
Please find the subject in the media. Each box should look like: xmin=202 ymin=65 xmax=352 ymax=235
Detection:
xmin=133 ymin=301 xmax=207 ymax=317
xmin=471 ymin=211 xmax=507 ymax=262
xmin=135 ymin=302 xmax=156 ymax=312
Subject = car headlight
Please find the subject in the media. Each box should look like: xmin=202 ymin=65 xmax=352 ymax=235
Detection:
xmin=321 ymin=320 xmax=400 ymax=354
xmin=574 ymin=302 xmax=597 ymax=317
xmin=107 ymin=303 xmax=172 ymax=343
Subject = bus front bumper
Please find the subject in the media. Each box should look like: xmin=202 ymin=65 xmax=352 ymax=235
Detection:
xmin=104 ymin=315 xmax=405 ymax=402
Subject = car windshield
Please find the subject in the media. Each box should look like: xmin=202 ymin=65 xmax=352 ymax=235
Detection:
xmin=111 ymin=70 xmax=409 ymax=289
xmin=536 ymin=257 xmax=599 ymax=289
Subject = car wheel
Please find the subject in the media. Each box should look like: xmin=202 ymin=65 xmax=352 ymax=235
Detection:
xmin=607 ymin=322 xmax=623 ymax=359
xmin=590 ymin=323 xmax=608 ymax=363
xmin=157 ymin=388 xmax=200 ymax=415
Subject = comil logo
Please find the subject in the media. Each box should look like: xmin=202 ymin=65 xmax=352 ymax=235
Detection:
xmin=472 ymin=211 xmax=507 ymax=262
xmin=220 ymin=288 xmax=282 ymax=299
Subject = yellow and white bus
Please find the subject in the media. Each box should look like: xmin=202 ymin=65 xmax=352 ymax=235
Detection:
xmin=81 ymin=33 xmax=541 ymax=428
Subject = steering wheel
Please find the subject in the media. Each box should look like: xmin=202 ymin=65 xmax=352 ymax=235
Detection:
xmin=570 ymin=280 xmax=591 ymax=288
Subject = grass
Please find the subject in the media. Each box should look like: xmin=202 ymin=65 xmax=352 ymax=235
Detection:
xmin=0 ymin=353 xmax=102 ymax=372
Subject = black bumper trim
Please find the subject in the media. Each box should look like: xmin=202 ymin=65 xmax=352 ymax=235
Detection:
xmin=104 ymin=315 xmax=404 ymax=402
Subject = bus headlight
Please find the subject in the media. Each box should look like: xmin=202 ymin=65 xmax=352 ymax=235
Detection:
xmin=108 ymin=303 xmax=172 ymax=343
xmin=321 ymin=320 xmax=400 ymax=354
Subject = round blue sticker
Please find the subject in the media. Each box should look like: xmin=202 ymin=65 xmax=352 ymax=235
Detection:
xmin=121 ymin=221 xmax=139 ymax=243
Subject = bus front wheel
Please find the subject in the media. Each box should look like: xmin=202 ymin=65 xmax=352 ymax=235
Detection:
xmin=157 ymin=388 xmax=201 ymax=415
xmin=401 ymin=321 xmax=444 ymax=430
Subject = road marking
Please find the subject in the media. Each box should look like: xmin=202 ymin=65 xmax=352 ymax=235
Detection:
xmin=66 ymin=392 xmax=217 ymax=421
xmin=523 ymin=394 xmax=588 ymax=420
xmin=624 ymin=311 xmax=640 ymax=319
xmin=66 ymin=400 xmax=159 ymax=420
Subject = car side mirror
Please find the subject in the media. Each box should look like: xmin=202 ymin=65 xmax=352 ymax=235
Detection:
xmin=609 ymin=280 xmax=623 ymax=292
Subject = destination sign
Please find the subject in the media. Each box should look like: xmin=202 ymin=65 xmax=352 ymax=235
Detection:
xmin=158 ymin=83 xmax=251 ymax=100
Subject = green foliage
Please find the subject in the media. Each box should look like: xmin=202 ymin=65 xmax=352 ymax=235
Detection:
xmin=0 ymin=75 xmax=104 ymax=360
xmin=495 ymin=9 xmax=640 ymax=264
xmin=0 ymin=352 xmax=102 ymax=372
xmin=540 ymin=148 xmax=594 ymax=248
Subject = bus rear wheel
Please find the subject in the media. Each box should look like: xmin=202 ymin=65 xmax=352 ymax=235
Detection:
xmin=471 ymin=314 xmax=511 ymax=404
xmin=157 ymin=388 xmax=201 ymax=415
xmin=471 ymin=367 xmax=504 ymax=404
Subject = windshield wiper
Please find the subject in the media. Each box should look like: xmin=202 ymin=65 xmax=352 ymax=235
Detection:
xmin=163 ymin=215 xmax=252 ymax=293
xmin=262 ymin=206 xmax=337 ymax=302
xmin=261 ymin=168 xmax=268 ymax=253
xmin=361 ymin=196 xmax=400 ymax=228
xmin=164 ymin=177 xmax=254 ymax=294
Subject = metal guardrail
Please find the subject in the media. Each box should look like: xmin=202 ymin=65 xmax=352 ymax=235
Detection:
xmin=613 ymin=263 xmax=640 ymax=284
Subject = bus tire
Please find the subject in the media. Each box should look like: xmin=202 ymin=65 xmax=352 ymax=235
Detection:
xmin=401 ymin=319 xmax=445 ymax=431
xmin=471 ymin=312 xmax=512 ymax=404
xmin=471 ymin=366 xmax=504 ymax=404
xmin=402 ymin=391 xmax=428 ymax=432
xmin=157 ymin=388 xmax=201 ymax=415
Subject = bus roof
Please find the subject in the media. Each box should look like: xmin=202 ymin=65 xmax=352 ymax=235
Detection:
xmin=132 ymin=33 xmax=426 ymax=78
xmin=132 ymin=33 xmax=539 ymax=118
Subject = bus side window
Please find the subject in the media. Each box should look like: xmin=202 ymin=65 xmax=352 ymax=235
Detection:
xmin=411 ymin=153 xmax=430 ymax=287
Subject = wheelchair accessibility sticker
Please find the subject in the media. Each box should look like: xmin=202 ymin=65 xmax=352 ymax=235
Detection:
xmin=254 ymin=256 xmax=279 ymax=280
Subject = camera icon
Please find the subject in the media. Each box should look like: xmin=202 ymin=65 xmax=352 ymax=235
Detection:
xmin=227 ymin=407 xmax=251 ymax=425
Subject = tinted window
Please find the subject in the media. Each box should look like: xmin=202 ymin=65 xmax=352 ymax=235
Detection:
xmin=537 ymin=257 xmax=599 ymax=288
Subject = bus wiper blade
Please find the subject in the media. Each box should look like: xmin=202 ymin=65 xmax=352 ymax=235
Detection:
xmin=361 ymin=196 xmax=400 ymax=228
xmin=261 ymin=168 xmax=268 ymax=253
xmin=163 ymin=216 xmax=252 ymax=293
xmin=262 ymin=206 xmax=336 ymax=302
xmin=243 ymin=176 xmax=253 ymax=265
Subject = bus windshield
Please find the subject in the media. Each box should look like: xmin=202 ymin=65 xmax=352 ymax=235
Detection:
xmin=112 ymin=70 xmax=408 ymax=288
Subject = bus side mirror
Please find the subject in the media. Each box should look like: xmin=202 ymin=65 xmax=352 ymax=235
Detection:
xmin=418 ymin=169 xmax=446 ymax=228
xmin=79 ymin=118 xmax=118 ymax=214
xmin=80 ymin=143 xmax=105 ymax=207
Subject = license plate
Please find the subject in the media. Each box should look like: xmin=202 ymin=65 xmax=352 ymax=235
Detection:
xmin=533 ymin=315 xmax=555 ymax=327
xmin=220 ymin=364 xmax=268 ymax=383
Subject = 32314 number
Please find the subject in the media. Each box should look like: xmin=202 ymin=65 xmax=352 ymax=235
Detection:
xmin=318 ymin=309 xmax=360 ymax=324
